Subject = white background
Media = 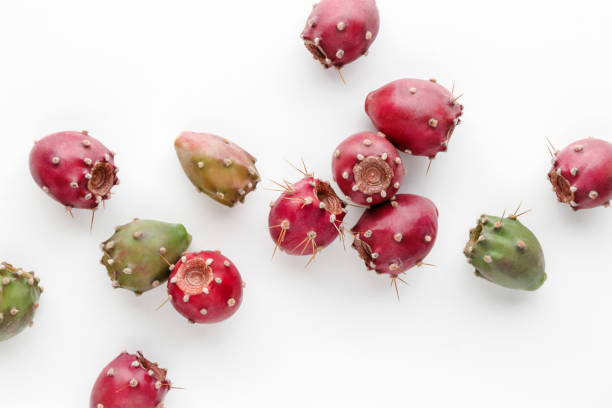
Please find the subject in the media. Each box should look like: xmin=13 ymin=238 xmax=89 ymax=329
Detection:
xmin=1 ymin=0 xmax=611 ymax=406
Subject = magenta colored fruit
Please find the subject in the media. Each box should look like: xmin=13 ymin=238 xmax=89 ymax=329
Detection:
xmin=168 ymin=251 xmax=244 ymax=324
xmin=90 ymin=351 xmax=170 ymax=408
xmin=351 ymin=194 xmax=438 ymax=275
xmin=365 ymin=78 xmax=464 ymax=158
xmin=268 ymin=176 xmax=346 ymax=259
xmin=548 ymin=137 xmax=612 ymax=210
xmin=332 ymin=131 xmax=404 ymax=206
xmin=30 ymin=130 xmax=119 ymax=210
xmin=301 ymin=0 xmax=380 ymax=69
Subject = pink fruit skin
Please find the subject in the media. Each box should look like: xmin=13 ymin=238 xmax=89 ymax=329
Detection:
xmin=365 ymin=79 xmax=464 ymax=158
xmin=301 ymin=0 xmax=380 ymax=68
xmin=30 ymin=131 xmax=119 ymax=209
xmin=90 ymin=351 xmax=169 ymax=408
xmin=332 ymin=131 xmax=404 ymax=206
xmin=548 ymin=138 xmax=612 ymax=210
xmin=268 ymin=176 xmax=347 ymax=256
xmin=168 ymin=251 xmax=243 ymax=324
xmin=351 ymin=194 xmax=438 ymax=276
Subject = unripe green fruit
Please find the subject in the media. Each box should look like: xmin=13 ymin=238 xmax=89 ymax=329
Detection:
xmin=464 ymin=215 xmax=546 ymax=291
xmin=100 ymin=219 xmax=192 ymax=294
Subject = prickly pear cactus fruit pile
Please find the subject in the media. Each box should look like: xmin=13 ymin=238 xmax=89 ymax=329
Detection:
xmin=0 ymin=262 xmax=42 ymax=342
xmin=464 ymin=214 xmax=547 ymax=291
xmin=175 ymin=132 xmax=260 ymax=207
xmin=29 ymin=130 xmax=119 ymax=210
xmin=90 ymin=351 xmax=170 ymax=408
xmin=100 ymin=219 xmax=192 ymax=295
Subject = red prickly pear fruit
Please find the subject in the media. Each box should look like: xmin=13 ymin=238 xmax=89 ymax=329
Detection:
xmin=548 ymin=137 xmax=612 ymax=210
xmin=301 ymin=0 xmax=380 ymax=69
xmin=332 ymin=131 xmax=404 ymax=205
xmin=90 ymin=350 xmax=170 ymax=408
xmin=365 ymin=79 xmax=464 ymax=158
xmin=0 ymin=262 xmax=42 ymax=342
xmin=175 ymin=132 xmax=260 ymax=207
xmin=351 ymin=194 xmax=438 ymax=275
xmin=167 ymin=251 xmax=243 ymax=324
xmin=268 ymin=176 xmax=347 ymax=261
xmin=29 ymin=131 xmax=119 ymax=210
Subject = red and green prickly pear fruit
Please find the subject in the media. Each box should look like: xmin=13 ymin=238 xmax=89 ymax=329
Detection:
xmin=268 ymin=175 xmax=347 ymax=264
xmin=351 ymin=194 xmax=438 ymax=276
xmin=301 ymin=0 xmax=380 ymax=69
xmin=464 ymin=211 xmax=547 ymax=291
xmin=167 ymin=251 xmax=244 ymax=324
xmin=332 ymin=131 xmax=404 ymax=206
xmin=90 ymin=350 xmax=170 ymax=408
xmin=0 ymin=262 xmax=42 ymax=342
xmin=174 ymin=132 xmax=260 ymax=207
xmin=100 ymin=219 xmax=192 ymax=295
xmin=29 ymin=131 xmax=119 ymax=212
xmin=548 ymin=137 xmax=612 ymax=210
xmin=365 ymin=79 xmax=464 ymax=159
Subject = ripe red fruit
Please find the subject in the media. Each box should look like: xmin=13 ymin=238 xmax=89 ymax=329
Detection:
xmin=365 ymin=78 xmax=464 ymax=158
xmin=268 ymin=176 xmax=346 ymax=263
xmin=301 ymin=0 xmax=380 ymax=69
xmin=548 ymin=137 xmax=612 ymax=210
xmin=90 ymin=351 xmax=170 ymax=408
xmin=30 ymin=130 xmax=119 ymax=211
xmin=332 ymin=131 xmax=404 ymax=205
xmin=351 ymin=194 xmax=438 ymax=275
xmin=167 ymin=251 xmax=244 ymax=324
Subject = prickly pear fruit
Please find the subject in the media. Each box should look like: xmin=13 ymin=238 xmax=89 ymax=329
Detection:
xmin=167 ymin=251 xmax=244 ymax=324
xmin=175 ymin=132 xmax=260 ymax=207
xmin=464 ymin=213 xmax=546 ymax=291
xmin=268 ymin=176 xmax=346 ymax=263
xmin=30 ymin=131 xmax=119 ymax=210
xmin=100 ymin=219 xmax=192 ymax=295
xmin=365 ymin=79 xmax=464 ymax=158
xmin=0 ymin=262 xmax=42 ymax=342
xmin=548 ymin=137 xmax=612 ymax=210
xmin=332 ymin=131 xmax=404 ymax=205
xmin=351 ymin=194 xmax=438 ymax=275
xmin=301 ymin=0 xmax=380 ymax=69
xmin=90 ymin=350 xmax=170 ymax=408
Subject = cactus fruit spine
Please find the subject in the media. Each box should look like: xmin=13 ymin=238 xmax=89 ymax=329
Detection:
xmin=29 ymin=130 xmax=119 ymax=211
xmin=167 ymin=251 xmax=244 ymax=324
xmin=100 ymin=219 xmax=192 ymax=295
xmin=365 ymin=78 xmax=464 ymax=159
xmin=301 ymin=0 xmax=380 ymax=69
xmin=464 ymin=211 xmax=546 ymax=291
xmin=548 ymin=137 xmax=612 ymax=210
xmin=268 ymin=175 xmax=347 ymax=264
xmin=175 ymin=132 xmax=260 ymax=207
xmin=0 ymin=262 xmax=42 ymax=342
xmin=351 ymin=194 xmax=438 ymax=276
xmin=332 ymin=131 xmax=404 ymax=205
xmin=90 ymin=351 xmax=170 ymax=408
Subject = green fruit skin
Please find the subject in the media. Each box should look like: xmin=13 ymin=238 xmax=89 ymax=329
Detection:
xmin=0 ymin=263 xmax=42 ymax=342
xmin=464 ymin=215 xmax=547 ymax=291
xmin=100 ymin=219 xmax=192 ymax=294
xmin=175 ymin=132 xmax=260 ymax=207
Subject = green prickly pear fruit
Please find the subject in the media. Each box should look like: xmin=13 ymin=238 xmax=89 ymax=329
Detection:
xmin=0 ymin=262 xmax=42 ymax=342
xmin=175 ymin=132 xmax=260 ymax=207
xmin=100 ymin=219 xmax=192 ymax=295
xmin=463 ymin=213 xmax=547 ymax=291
